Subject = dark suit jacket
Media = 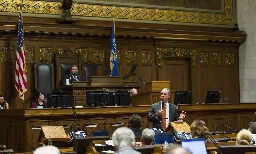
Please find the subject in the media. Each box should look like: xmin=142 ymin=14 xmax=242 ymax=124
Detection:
xmin=148 ymin=102 xmax=179 ymax=129
xmin=62 ymin=74 xmax=83 ymax=86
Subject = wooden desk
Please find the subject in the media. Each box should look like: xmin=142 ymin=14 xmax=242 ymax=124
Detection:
xmin=0 ymin=103 xmax=255 ymax=153
xmin=61 ymin=79 xmax=139 ymax=106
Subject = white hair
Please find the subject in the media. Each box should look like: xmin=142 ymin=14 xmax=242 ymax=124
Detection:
xmin=112 ymin=127 xmax=135 ymax=150
xmin=142 ymin=128 xmax=155 ymax=145
xmin=33 ymin=146 xmax=60 ymax=154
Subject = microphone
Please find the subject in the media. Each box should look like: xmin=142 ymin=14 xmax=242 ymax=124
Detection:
xmin=213 ymin=124 xmax=226 ymax=135
xmin=161 ymin=101 xmax=164 ymax=110
xmin=223 ymin=124 xmax=237 ymax=133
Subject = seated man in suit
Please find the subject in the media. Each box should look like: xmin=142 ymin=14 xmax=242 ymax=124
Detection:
xmin=62 ymin=65 xmax=83 ymax=85
xmin=148 ymin=88 xmax=186 ymax=131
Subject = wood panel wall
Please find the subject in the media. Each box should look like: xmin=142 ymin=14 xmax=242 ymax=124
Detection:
xmin=0 ymin=15 xmax=246 ymax=109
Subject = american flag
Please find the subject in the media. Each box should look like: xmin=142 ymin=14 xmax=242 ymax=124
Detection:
xmin=15 ymin=13 xmax=27 ymax=100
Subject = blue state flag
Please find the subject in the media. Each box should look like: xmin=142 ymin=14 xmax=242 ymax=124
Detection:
xmin=110 ymin=21 xmax=118 ymax=76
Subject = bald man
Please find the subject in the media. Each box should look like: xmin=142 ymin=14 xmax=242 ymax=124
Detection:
xmin=34 ymin=146 xmax=60 ymax=154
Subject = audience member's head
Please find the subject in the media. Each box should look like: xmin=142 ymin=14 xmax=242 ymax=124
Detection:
xmin=248 ymin=122 xmax=256 ymax=134
xmin=236 ymin=129 xmax=252 ymax=145
xmin=112 ymin=127 xmax=135 ymax=151
xmin=129 ymin=114 xmax=142 ymax=129
xmin=166 ymin=144 xmax=191 ymax=154
xmin=190 ymin=119 xmax=209 ymax=139
xmin=33 ymin=145 xmax=60 ymax=154
xmin=141 ymin=128 xmax=155 ymax=145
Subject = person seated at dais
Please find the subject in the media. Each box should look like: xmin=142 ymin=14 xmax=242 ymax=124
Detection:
xmin=31 ymin=89 xmax=47 ymax=108
xmin=62 ymin=65 xmax=83 ymax=86
xmin=190 ymin=119 xmax=210 ymax=141
xmin=0 ymin=95 xmax=9 ymax=109
xmin=236 ymin=129 xmax=252 ymax=145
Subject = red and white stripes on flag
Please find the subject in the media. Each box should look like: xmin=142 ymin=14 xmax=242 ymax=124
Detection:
xmin=15 ymin=13 xmax=27 ymax=100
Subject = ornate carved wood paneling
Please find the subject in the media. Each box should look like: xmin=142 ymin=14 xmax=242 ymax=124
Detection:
xmin=39 ymin=47 xmax=54 ymax=63
xmin=199 ymin=52 xmax=209 ymax=65
xmin=0 ymin=0 xmax=234 ymax=26
xmin=126 ymin=50 xmax=137 ymax=64
xmin=141 ymin=50 xmax=152 ymax=64
xmin=75 ymin=48 xmax=88 ymax=63
xmin=93 ymin=50 xmax=104 ymax=64
xmin=213 ymin=52 xmax=222 ymax=65
xmin=157 ymin=47 xmax=197 ymax=70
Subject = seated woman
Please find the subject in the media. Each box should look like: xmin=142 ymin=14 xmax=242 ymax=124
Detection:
xmin=190 ymin=119 xmax=209 ymax=141
xmin=236 ymin=129 xmax=252 ymax=145
xmin=31 ymin=90 xmax=48 ymax=108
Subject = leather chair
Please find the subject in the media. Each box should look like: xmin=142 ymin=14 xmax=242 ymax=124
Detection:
xmin=82 ymin=61 xmax=98 ymax=81
xmin=55 ymin=50 xmax=81 ymax=89
xmin=217 ymin=145 xmax=256 ymax=154
xmin=34 ymin=63 xmax=54 ymax=97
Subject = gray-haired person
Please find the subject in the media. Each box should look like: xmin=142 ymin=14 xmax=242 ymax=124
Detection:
xmin=34 ymin=145 xmax=60 ymax=154
xmin=141 ymin=128 xmax=155 ymax=145
xmin=112 ymin=127 xmax=141 ymax=154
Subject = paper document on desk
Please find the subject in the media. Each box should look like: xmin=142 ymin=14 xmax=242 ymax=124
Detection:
xmin=86 ymin=124 xmax=98 ymax=127
xmin=105 ymin=140 xmax=114 ymax=146
xmin=112 ymin=123 xmax=124 ymax=126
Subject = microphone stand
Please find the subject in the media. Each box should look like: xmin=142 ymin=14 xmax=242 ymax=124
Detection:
xmin=206 ymin=134 xmax=218 ymax=147
xmin=138 ymin=77 xmax=146 ymax=91
xmin=213 ymin=124 xmax=225 ymax=135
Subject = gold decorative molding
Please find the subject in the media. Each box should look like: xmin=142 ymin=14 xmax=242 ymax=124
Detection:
xmin=126 ymin=50 xmax=137 ymax=64
xmin=94 ymin=50 xmax=104 ymax=63
xmin=199 ymin=53 xmax=208 ymax=65
xmin=0 ymin=0 xmax=234 ymax=26
xmin=142 ymin=50 xmax=152 ymax=64
xmin=39 ymin=47 xmax=53 ymax=63
xmin=73 ymin=90 xmax=86 ymax=96
xmin=117 ymin=50 xmax=121 ymax=63
xmin=0 ymin=47 xmax=12 ymax=62
xmin=225 ymin=53 xmax=235 ymax=65
xmin=25 ymin=46 xmax=35 ymax=63
xmin=76 ymin=48 xmax=88 ymax=63
xmin=56 ymin=48 xmax=74 ymax=57
xmin=157 ymin=47 xmax=197 ymax=69
xmin=213 ymin=52 xmax=222 ymax=65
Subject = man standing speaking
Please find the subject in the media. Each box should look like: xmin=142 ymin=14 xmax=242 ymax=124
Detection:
xmin=148 ymin=88 xmax=186 ymax=131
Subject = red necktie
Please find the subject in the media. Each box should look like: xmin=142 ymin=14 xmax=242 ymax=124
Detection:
xmin=162 ymin=104 xmax=166 ymax=131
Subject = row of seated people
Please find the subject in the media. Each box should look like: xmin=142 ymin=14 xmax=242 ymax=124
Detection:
xmin=30 ymin=88 xmax=138 ymax=108
xmin=0 ymin=87 xmax=138 ymax=109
